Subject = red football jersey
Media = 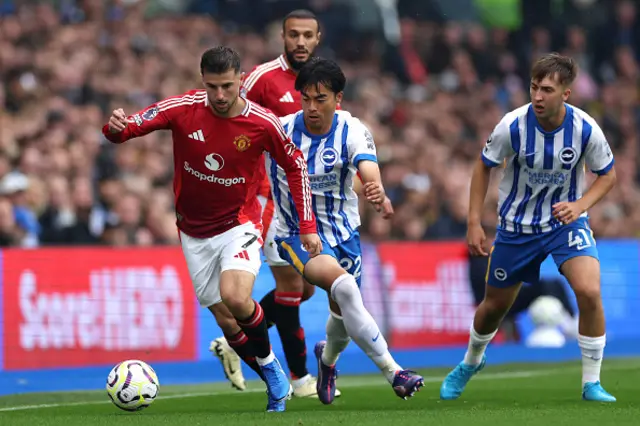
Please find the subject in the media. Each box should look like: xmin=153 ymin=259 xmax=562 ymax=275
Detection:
xmin=242 ymin=55 xmax=301 ymax=198
xmin=242 ymin=55 xmax=301 ymax=117
xmin=242 ymin=54 xmax=342 ymax=119
xmin=101 ymin=90 xmax=316 ymax=239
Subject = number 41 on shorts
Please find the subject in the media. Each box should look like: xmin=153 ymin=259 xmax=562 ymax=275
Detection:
xmin=568 ymin=229 xmax=593 ymax=251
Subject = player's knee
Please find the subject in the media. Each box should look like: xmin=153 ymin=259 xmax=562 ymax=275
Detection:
xmin=301 ymin=280 xmax=315 ymax=301
xmin=574 ymin=285 xmax=602 ymax=312
xmin=219 ymin=282 xmax=253 ymax=315
xmin=303 ymin=255 xmax=346 ymax=291
xmin=330 ymin=273 xmax=359 ymax=305
xmin=481 ymin=295 xmax=513 ymax=318
xmin=481 ymin=283 xmax=521 ymax=317
xmin=222 ymin=293 xmax=253 ymax=315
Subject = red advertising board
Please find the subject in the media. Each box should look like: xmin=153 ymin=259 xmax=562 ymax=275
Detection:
xmin=377 ymin=242 xmax=478 ymax=349
xmin=2 ymin=248 xmax=196 ymax=370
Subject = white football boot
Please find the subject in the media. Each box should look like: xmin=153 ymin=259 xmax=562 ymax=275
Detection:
xmin=292 ymin=374 xmax=342 ymax=398
xmin=210 ymin=337 xmax=246 ymax=391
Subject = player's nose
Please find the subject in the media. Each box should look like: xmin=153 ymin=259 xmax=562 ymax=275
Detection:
xmin=533 ymin=90 xmax=543 ymax=101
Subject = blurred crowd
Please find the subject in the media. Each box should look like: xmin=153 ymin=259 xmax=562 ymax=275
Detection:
xmin=1 ymin=0 xmax=639 ymax=247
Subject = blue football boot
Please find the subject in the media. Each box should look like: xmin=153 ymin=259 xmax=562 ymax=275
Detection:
xmin=266 ymin=391 xmax=287 ymax=412
xmin=440 ymin=355 xmax=486 ymax=400
xmin=582 ymin=381 xmax=616 ymax=402
xmin=260 ymin=356 xmax=292 ymax=412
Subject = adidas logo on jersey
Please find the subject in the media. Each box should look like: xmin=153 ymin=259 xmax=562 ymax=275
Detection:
xmin=233 ymin=250 xmax=250 ymax=260
xmin=279 ymin=92 xmax=294 ymax=103
xmin=188 ymin=129 xmax=205 ymax=142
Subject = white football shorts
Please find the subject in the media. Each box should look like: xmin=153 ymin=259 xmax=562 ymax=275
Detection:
xmin=179 ymin=222 xmax=263 ymax=307
xmin=258 ymin=195 xmax=289 ymax=268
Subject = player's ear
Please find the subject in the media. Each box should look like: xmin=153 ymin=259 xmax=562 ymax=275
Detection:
xmin=317 ymin=31 xmax=322 ymax=42
xmin=563 ymin=87 xmax=571 ymax=101
xmin=335 ymin=91 xmax=343 ymax=104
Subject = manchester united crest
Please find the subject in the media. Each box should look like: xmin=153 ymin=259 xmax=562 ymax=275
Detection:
xmin=234 ymin=134 xmax=251 ymax=152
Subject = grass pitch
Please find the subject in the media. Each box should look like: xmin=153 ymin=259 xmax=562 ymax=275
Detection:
xmin=1 ymin=358 xmax=639 ymax=426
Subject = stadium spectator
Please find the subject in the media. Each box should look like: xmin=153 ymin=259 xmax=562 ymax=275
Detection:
xmin=0 ymin=0 xmax=638 ymax=247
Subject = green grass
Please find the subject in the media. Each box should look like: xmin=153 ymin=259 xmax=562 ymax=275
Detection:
xmin=1 ymin=359 xmax=639 ymax=426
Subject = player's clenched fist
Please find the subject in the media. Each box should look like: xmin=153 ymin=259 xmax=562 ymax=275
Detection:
xmin=300 ymin=233 xmax=322 ymax=257
xmin=108 ymin=108 xmax=129 ymax=134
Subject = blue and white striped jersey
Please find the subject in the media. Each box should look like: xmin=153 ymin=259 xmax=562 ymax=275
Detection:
xmin=266 ymin=110 xmax=377 ymax=246
xmin=482 ymin=103 xmax=614 ymax=234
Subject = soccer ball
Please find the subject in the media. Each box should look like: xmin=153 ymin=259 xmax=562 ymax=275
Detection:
xmin=528 ymin=296 xmax=565 ymax=327
xmin=106 ymin=360 xmax=159 ymax=411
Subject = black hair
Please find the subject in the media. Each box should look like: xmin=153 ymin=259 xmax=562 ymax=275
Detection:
xmin=200 ymin=46 xmax=241 ymax=75
xmin=282 ymin=9 xmax=320 ymax=32
xmin=295 ymin=57 xmax=346 ymax=94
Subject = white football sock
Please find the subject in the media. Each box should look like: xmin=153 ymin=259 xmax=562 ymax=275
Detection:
xmin=256 ymin=351 xmax=275 ymax=366
xmin=330 ymin=273 xmax=401 ymax=384
xmin=292 ymin=374 xmax=312 ymax=389
xmin=321 ymin=311 xmax=351 ymax=366
xmin=578 ymin=334 xmax=605 ymax=386
xmin=463 ymin=325 xmax=497 ymax=366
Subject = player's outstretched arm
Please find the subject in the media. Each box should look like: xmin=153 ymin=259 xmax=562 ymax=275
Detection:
xmin=468 ymin=157 xmax=492 ymax=256
xmin=101 ymin=102 xmax=171 ymax=144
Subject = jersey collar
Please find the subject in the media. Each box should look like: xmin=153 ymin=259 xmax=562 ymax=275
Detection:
xmin=278 ymin=55 xmax=290 ymax=71
xmin=295 ymin=112 xmax=339 ymax=139
xmin=530 ymin=103 xmax=571 ymax=135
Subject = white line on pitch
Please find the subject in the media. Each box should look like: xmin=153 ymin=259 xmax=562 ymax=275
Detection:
xmin=0 ymin=366 xmax=570 ymax=412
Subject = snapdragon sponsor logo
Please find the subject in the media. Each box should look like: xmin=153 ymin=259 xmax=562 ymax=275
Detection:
xmin=184 ymin=161 xmax=245 ymax=186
